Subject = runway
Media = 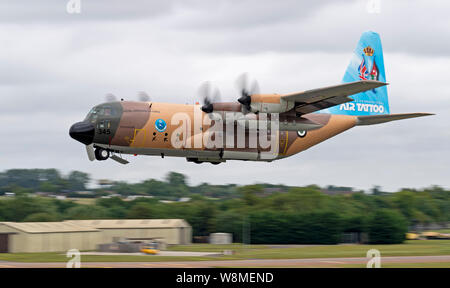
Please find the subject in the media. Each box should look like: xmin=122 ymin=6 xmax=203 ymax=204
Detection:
xmin=0 ymin=255 xmax=449 ymax=268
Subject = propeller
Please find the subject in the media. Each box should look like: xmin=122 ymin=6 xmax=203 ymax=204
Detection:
xmin=105 ymin=93 xmax=117 ymax=102
xmin=199 ymin=81 xmax=221 ymax=114
xmin=236 ymin=73 xmax=260 ymax=113
xmin=138 ymin=91 xmax=151 ymax=102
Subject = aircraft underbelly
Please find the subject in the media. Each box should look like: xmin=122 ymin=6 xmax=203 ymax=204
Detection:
xmin=96 ymin=144 xmax=221 ymax=158
xmin=96 ymin=115 xmax=356 ymax=162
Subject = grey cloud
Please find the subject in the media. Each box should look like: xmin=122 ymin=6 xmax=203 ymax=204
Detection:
xmin=163 ymin=0 xmax=450 ymax=56
xmin=2 ymin=1 xmax=450 ymax=56
xmin=0 ymin=0 xmax=334 ymax=25
xmin=0 ymin=0 xmax=176 ymax=22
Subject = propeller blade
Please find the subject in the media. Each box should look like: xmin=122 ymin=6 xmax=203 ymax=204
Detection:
xmin=86 ymin=144 xmax=95 ymax=161
xmin=250 ymin=79 xmax=260 ymax=95
xmin=199 ymin=81 xmax=222 ymax=114
xmin=138 ymin=91 xmax=151 ymax=102
xmin=105 ymin=93 xmax=117 ymax=102
xmin=236 ymin=73 xmax=248 ymax=95
xmin=236 ymin=73 xmax=259 ymax=113
xmin=212 ymin=88 xmax=221 ymax=103
xmin=199 ymin=81 xmax=212 ymax=104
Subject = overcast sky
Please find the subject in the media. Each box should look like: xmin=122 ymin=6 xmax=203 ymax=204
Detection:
xmin=1 ymin=0 xmax=449 ymax=191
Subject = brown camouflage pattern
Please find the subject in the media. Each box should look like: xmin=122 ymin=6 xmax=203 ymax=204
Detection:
xmin=90 ymin=101 xmax=357 ymax=162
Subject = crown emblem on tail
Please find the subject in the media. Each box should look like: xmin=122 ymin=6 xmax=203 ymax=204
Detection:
xmin=363 ymin=46 xmax=374 ymax=56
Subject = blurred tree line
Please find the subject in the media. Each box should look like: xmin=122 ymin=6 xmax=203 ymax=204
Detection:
xmin=0 ymin=169 xmax=448 ymax=244
xmin=0 ymin=169 xmax=90 ymax=194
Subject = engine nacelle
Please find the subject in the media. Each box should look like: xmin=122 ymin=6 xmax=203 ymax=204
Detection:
xmin=249 ymin=94 xmax=295 ymax=113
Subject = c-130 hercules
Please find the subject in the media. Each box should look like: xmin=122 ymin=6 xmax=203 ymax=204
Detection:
xmin=70 ymin=31 xmax=433 ymax=165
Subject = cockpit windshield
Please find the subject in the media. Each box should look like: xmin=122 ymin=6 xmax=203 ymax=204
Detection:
xmin=84 ymin=106 xmax=116 ymax=121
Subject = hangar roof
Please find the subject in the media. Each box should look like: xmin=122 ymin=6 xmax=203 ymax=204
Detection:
xmin=0 ymin=222 xmax=99 ymax=233
xmin=65 ymin=219 xmax=191 ymax=229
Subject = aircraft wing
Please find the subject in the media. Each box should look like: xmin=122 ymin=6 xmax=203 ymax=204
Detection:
xmin=282 ymin=80 xmax=388 ymax=115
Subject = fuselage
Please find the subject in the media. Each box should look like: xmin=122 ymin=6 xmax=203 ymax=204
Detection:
xmin=71 ymin=101 xmax=357 ymax=164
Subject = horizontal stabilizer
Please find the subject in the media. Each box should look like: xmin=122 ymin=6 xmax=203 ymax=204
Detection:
xmin=356 ymin=113 xmax=434 ymax=126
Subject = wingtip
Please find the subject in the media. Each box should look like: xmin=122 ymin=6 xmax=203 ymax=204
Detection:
xmin=398 ymin=112 xmax=435 ymax=117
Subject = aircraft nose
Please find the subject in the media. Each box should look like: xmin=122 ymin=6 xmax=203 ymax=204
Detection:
xmin=69 ymin=121 xmax=95 ymax=145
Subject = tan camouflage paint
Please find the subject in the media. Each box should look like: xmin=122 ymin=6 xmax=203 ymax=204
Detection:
xmin=251 ymin=94 xmax=281 ymax=103
xmin=283 ymin=115 xmax=357 ymax=157
xmin=110 ymin=101 xmax=357 ymax=160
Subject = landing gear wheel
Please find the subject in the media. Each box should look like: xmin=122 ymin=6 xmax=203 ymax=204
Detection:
xmin=95 ymin=148 xmax=110 ymax=161
xmin=211 ymin=162 xmax=221 ymax=165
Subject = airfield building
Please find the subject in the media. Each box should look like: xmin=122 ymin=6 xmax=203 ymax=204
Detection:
xmin=0 ymin=219 xmax=192 ymax=253
xmin=0 ymin=222 xmax=101 ymax=253
xmin=65 ymin=219 xmax=192 ymax=245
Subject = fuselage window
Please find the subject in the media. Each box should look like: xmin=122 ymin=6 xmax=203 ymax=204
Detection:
xmin=98 ymin=120 xmax=111 ymax=129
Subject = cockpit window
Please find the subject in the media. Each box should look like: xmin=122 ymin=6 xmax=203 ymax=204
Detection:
xmin=97 ymin=106 xmax=115 ymax=116
xmin=85 ymin=108 xmax=97 ymax=121
xmin=85 ymin=106 xmax=116 ymax=119
xmin=103 ymin=107 xmax=114 ymax=116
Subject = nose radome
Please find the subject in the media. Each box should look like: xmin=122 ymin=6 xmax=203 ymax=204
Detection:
xmin=69 ymin=121 xmax=95 ymax=145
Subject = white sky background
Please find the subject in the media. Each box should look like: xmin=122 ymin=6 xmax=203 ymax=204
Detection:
xmin=0 ymin=0 xmax=449 ymax=191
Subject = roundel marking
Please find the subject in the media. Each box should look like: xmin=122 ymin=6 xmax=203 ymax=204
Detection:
xmin=297 ymin=130 xmax=307 ymax=138
xmin=155 ymin=118 xmax=167 ymax=133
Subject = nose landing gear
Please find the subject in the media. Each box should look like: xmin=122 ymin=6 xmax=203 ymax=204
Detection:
xmin=95 ymin=148 xmax=110 ymax=161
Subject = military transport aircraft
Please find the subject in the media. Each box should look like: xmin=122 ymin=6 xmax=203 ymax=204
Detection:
xmin=69 ymin=31 xmax=433 ymax=165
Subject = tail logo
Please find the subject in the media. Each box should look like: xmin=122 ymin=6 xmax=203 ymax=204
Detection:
xmin=363 ymin=46 xmax=374 ymax=56
xmin=370 ymin=59 xmax=379 ymax=81
xmin=359 ymin=46 xmax=378 ymax=81
xmin=358 ymin=55 xmax=369 ymax=80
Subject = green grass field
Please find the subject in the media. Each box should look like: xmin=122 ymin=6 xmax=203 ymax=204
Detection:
xmin=0 ymin=240 xmax=448 ymax=266
xmin=169 ymin=240 xmax=450 ymax=259
xmin=216 ymin=262 xmax=450 ymax=268
xmin=431 ymin=229 xmax=450 ymax=234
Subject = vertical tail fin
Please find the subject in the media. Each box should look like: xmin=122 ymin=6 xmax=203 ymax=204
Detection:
xmin=328 ymin=31 xmax=390 ymax=116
